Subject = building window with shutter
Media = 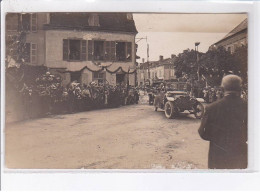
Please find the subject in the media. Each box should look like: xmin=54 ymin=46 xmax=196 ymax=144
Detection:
xmin=115 ymin=42 xmax=132 ymax=62
xmin=23 ymin=43 xmax=31 ymax=63
xmin=22 ymin=42 xmax=37 ymax=64
xmin=31 ymin=14 xmax=37 ymax=32
xmin=19 ymin=13 xmax=37 ymax=32
xmin=93 ymin=41 xmax=105 ymax=61
xmin=69 ymin=40 xmax=81 ymax=60
xmin=126 ymin=42 xmax=132 ymax=61
xmin=170 ymin=69 xmax=174 ymax=77
xmin=63 ymin=39 xmax=87 ymax=61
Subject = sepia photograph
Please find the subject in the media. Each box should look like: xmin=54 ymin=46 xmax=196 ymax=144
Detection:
xmin=4 ymin=12 xmax=248 ymax=170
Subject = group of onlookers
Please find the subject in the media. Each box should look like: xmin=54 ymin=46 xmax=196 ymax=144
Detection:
xmin=14 ymin=72 xmax=139 ymax=120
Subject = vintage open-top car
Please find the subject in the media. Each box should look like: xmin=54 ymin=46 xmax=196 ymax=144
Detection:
xmin=154 ymin=82 xmax=204 ymax=119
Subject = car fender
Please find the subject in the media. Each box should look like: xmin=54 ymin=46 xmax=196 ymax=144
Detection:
xmin=166 ymin=97 xmax=175 ymax=101
xmin=196 ymin=98 xmax=205 ymax=103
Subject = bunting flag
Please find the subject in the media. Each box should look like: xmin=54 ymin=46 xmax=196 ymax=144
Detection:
xmin=58 ymin=65 xmax=136 ymax=74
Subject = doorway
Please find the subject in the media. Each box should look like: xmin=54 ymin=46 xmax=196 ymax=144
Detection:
xmin=116 ymin=73 xmax=126 ymax=85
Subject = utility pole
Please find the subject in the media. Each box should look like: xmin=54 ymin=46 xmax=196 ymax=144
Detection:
xmin=195 ymin=42 xmax=200 ymax=81
xmin=147 ymin=43 xmax=150 ymax=86
xmin=142 ymin=58 xmax=145 ymax=86
xmin=135 ymin=36 xmax=150 ymax=86
xmin=195 ymin=42 xmax=200 ymax=98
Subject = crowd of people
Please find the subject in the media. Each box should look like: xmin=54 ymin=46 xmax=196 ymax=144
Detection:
xmin=202 ymin=86 xmax=224 ymax=103
xmin=17 ymin=72 xmax=139 ymax=120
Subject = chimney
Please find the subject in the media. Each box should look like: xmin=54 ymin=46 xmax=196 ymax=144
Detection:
xmin=171 ymin=54 xmax=176 ymax=59
xmin=159 ymin=55 xmax=163 ymax=61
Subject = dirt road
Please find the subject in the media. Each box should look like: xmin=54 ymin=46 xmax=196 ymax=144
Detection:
xmin=5 ymin=94 xmax=209 ymax=169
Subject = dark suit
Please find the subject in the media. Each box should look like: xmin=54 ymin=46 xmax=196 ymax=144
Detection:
xmin=198 ymin=94 xmax=247 ymax=169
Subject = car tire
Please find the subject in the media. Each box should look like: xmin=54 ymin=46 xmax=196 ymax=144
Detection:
xmin=164 ymin=101 xmax=175 ymax=119
xmin=193 ymin=102 xmax=204 ymax=119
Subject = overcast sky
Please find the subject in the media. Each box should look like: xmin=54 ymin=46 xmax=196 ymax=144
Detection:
xmin=133 ymin=14 xmax=247 ymax=63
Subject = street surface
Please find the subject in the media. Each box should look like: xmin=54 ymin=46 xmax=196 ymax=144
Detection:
xmin=5 ymin=92 xmax=209 ymax=169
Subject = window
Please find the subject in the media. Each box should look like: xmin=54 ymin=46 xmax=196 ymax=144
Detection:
xmin=116 ymin=42 xmax=132 ymax=62
xmin=170 ymin=69 xmax=174 ymax=77
xmin=94 ymin=41 xmax=105 ymax=60
xmin=22 ymin=43 xmax=37 ymax=64
xmin=24 ymin=43 xmax=31 ymax=63
xmin=93 ymin=72 xmax=105 ymax=83
xmin=63 ymin=40 xmax=132 ymax=62
xmin=69 ymin=40 xmax=81 ymax=60
xmin=19 ymin=13 xmax=37 ymax=32
xmin=116 ymin=42 xmax=126 ymax=61
xmin=226 ymin=46 xmax=234 ymax=54
xmin=63 ymin=39 xmax=87 ymax=61
xmin=88 ymin=14 xmax=99 ymax=26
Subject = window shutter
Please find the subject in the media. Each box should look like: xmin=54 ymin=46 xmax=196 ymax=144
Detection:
xmin=104 ymin=41 xmax=111 ymax=61
xmin=110 ymin=41 xmax=116 ymax=61
xmin=31 ymin=43 xmax=37 ymax=64
xmin=63 ymin=39 xmax=69 ymax=61
xmin=126 ymin=42 xmax=132 ymax=61
xmin=87 ymin=40 xmax=93 ymax=61
xmin=81 ymin=40 xmax=87 ymax=61
xmin=31 ymin=13 xmax=37 ymax=32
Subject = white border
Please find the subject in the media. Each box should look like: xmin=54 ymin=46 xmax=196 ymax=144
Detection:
xmin=1 ymin=0 xmax=260 ymax=190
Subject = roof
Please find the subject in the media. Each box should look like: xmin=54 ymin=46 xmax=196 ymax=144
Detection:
xmin=43 ymin=13 xmax=138 ymax=34
xmin=215 ymin=18 xmax=247 ymax=45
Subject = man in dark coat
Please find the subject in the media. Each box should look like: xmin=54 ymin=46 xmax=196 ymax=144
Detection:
xmin=198 ymin=75 xmax=247 ymax=169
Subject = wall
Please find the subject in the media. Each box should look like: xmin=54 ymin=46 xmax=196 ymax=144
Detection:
xmin=164 ymin=65 xmax=175 ymax=80
xmin=25 ymin=13 xmax=48 ymax=66
xmin=45 ymin=30 xmax=136 ymax=85
xmin=5 ymin=13 xmax=48 ymax=66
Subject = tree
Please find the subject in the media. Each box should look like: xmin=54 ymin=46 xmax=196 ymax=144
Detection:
xmin=199 ymin=46 xmax=247 ymax=86
xmin=173 ymin=49 xmax=204 ymax=80
xmin=233 ymin=45 xmax=248 ymax=83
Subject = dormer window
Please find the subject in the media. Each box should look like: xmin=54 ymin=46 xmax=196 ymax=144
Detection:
xmin=127 ymin=13 xmax=133 ymax=20
xmin=88 ymin=14 xmax=99 ymax=26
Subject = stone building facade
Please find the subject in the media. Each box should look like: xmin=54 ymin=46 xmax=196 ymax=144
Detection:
xmin=6 ymin=13 xmax=138 ymax=86
xmin=137 ymin=55 xmax=176 ymax=86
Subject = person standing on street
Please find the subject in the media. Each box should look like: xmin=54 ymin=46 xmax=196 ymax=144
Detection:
xmin=198 ymin=75 xmax=247 ymax=169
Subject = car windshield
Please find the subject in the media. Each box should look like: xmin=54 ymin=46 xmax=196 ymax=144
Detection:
xmin=167 ymin=92 xmax=187 ymax=97
xmin=166 ymin=82 xmax=187 ymax=91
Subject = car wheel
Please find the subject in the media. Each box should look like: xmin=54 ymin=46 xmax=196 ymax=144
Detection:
xmin=193 ymin=102 xmax=204 ymax=119
xmin=164 ymin=101 xmax=175 ymax=119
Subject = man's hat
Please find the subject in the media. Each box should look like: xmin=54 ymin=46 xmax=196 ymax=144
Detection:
xmin=221 ymin=74 xmax=242 ymax=92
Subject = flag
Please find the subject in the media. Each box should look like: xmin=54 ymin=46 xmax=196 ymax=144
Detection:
xmin=147 ymin=44 xmax=149 ymax=59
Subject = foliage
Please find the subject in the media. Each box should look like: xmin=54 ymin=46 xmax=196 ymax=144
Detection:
xmin=173 ymin=49 xmax=200 ymax=79
xmin=200 ymin=46 xmax=247 ymax=86
xmin=5 ymin=31 xmax=27 ymax=68
xmin=174 ymin=46 xmax=248 ymax=87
